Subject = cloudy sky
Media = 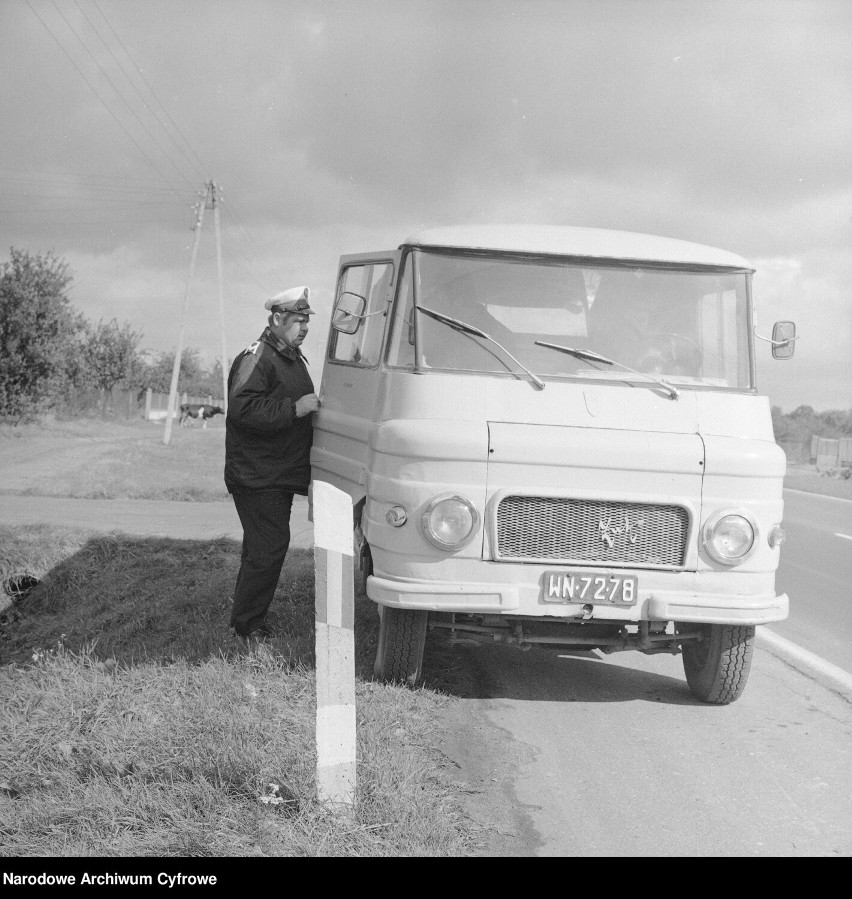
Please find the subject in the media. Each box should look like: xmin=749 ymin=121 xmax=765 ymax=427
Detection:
xmin=1 ymin=0 xmax=849 ymax=410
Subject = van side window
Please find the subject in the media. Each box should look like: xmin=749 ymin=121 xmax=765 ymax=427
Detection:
xmin=386 ymin=256 xmax=415 ymax=368
xmin=329 ymin=263 xmax=393 ymax=366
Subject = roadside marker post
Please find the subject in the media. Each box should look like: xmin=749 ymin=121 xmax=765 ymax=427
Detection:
xmin=312 ymin=481 xmax=357 ymax=808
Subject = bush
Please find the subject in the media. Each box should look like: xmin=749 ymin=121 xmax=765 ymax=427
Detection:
xmin=0 ymin=249 xmax=84 ymax=422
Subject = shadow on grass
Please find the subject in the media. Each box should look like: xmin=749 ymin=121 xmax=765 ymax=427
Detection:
xmin=1 ymin=534 xmax=382 ymax=678
xmin=1 ymin=530 xmax=693 ymax=705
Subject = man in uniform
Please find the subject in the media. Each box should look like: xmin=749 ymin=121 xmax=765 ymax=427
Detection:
xmin=225 ymin=286 xmax=320 ymax=641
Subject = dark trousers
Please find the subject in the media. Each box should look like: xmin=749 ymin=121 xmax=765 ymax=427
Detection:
xmin=229 ymin=490 xmax=294 ymax=636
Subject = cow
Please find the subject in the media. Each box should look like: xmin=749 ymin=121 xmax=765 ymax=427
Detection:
xmin=179 ymin=404 xmax=224 ymax=428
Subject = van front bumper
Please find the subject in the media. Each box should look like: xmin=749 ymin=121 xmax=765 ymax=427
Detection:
xmin=645 ymin=591 xmax=788 ymax=624
xmin=366 ymin=574 xmax=788 ymax=625
xmin=368 ymin=575 xmax=521 ymax=613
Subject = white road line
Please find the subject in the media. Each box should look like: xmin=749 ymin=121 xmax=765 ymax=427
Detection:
xmin=758 ymin=628 xmax=852 ymax=701
xmin=835 ymin=532 xmax=852 ymax=541
xmin=784 ymin=488 xmax=852 ymax=504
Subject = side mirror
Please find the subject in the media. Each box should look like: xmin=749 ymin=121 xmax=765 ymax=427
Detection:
xmin=771 ymin=321 xmax=797 ymax=360
xmin=332 ymin=291 xmax=366 ymax=335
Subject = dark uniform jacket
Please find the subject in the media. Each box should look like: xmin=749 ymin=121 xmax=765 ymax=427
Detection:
xmin=224 ymin=327 xmax=315 ymax=494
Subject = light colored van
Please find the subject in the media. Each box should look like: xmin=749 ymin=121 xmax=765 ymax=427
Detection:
xmin=312 ymin=225 xmax=796 ymax=703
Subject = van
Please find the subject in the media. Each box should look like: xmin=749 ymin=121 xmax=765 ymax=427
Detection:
xmin=312 ymin=225 xmax=796 ymax=703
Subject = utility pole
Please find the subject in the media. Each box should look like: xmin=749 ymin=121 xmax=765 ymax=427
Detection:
xmin=211 ymin=182 xmax=229 ymax=412
xmin=163 ymin=184 xmax=209 ymax=446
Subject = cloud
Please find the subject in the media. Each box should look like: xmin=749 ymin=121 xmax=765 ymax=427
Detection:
xmin=1 ymin=0 xmax=849 ymax=410
xmin=755 ymin=247 xmax=852 ymax=411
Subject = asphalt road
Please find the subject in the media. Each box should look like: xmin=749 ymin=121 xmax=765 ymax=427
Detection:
xmin=439 ymin=638 xmax=852 ymax=857
xmin=772 ymin=489 xmax=852 ymax=672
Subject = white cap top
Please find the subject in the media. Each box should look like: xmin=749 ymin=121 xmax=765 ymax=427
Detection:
xmin=264 ymin=286 xmax=314 ymax=314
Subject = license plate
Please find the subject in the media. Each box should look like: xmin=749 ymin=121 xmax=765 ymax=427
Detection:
xmin=542 ymin=570 xmax=638 ymax=605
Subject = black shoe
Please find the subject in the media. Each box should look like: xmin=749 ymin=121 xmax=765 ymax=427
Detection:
xmin=234 ymin=624 xmax=272 ymax=645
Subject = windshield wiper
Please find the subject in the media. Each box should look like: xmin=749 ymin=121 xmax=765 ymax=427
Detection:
xmin=417 ymin=305 xmax=545 ymax=390
xmin=534 ymin=340 xmax=679 ymax=400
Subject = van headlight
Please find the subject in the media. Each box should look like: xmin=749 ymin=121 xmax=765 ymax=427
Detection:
xmin=702 ymin=510 xmax=758 ymax=565
xmin=420 ymin=495 xmax=479 ymax=551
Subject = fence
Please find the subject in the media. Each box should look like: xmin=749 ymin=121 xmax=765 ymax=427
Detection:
xmin=56 ymin=387 xmax=224 ymax=421
xmin=812 ymin=436 xmax=852 ymax=472
xmin=60 ymin=387 xmax=144 ymax=420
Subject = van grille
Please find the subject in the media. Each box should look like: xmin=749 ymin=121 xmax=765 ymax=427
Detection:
xmin=495 ymin=496 xmax=689 ymax=568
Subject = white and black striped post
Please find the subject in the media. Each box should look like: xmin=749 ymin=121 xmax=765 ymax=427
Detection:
xmin=312 ymin=481 xmax=357 ymax=807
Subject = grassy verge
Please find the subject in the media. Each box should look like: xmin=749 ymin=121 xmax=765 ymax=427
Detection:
xmin=0 ymin=419 xmax=228 ymax=502
xmin=0 ymin=527 xmax=475 ymax=857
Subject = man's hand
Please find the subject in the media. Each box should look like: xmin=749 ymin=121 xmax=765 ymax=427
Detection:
xmin=294 ymin=393 xmax=320 ymax=418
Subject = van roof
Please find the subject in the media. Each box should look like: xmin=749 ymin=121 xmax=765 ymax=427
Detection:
xmin=400 ymin=225 xmax=753 ymax=270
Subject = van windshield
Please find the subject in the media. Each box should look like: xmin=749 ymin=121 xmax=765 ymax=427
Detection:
xmin=387 ymin=249 xmax=752 ymax=389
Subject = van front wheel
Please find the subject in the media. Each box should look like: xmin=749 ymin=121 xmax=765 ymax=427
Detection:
xmin=681 ymin=623 xmax=755 ymax=704
xmin=374 ymin=607 xmax=428 ymax=686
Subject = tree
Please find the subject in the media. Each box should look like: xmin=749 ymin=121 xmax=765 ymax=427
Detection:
xmin=141 ymin=347 xmax=205 ymax=394
xmin=0 ymin=248 xmax=85 ymax=422
xmin=821 ymin=409 xmax=852 ymax=435
xmin=82 ymin=318 xmax=144 ymax=415
xmin=771 ymin=406 xmax=852 ymax=466
xmin=789 ymin=404 xmax=816 ymax=420
xmin=771 ymin=405 xmax=793 ymax=442
xmin=193 ymin=357 xmax=227 ymax=400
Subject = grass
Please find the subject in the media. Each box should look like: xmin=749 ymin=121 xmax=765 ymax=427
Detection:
xmin=0 ymin=527 xmax=477 ymax=857
xmin=0 ymin=418 xmax=229 ymax=502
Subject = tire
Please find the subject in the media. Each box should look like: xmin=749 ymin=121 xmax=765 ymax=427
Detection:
xmin=374 ymin=606 xmax=428 ymax=686
xmin=353 ymin=523 xmax=372 ymax=599
xmin=352 ymin=503 xmax=373 ymax=596
xmin=681 ymin=623 xmax=755 ymax=704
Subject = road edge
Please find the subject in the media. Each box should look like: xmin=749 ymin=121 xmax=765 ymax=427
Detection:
xmin=757 ymin=627 xmax=852 ymax=703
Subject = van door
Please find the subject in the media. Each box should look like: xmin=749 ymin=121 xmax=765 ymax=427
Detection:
xmin=312 ymin=251 xmax=401 ymax=502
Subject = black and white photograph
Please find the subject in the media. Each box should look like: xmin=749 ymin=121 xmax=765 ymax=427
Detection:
xmin=1 ymin=0 xmax=850 ymax=863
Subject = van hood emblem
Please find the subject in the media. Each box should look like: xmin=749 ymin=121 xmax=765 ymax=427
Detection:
xmin=599 ymin=516 xmax=644 ymax=548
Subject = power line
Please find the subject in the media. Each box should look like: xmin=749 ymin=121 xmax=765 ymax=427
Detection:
xmin=73 ymin=0 xmax=208 ymax=186
xmin=25 ymin=2 xmax=287 ymax=293
xmin=0 ymin=216 xmax=187 ymax=225
xmin=0 ymin=169 xmax=180 ymax=188
xmin=1 ymin=208 xmax=189 ymax=215
xmin=0 ymin=192 xmax=189 ymax=206
xmin=25 ymin=0 xmax=187 ymax=195
xmin=86 ymin=2 xmax=285 ymax=286
xmin=91 ymin=0 xmax=211 ymax=182
xmin=0 ymin=180 xmax=180 ymax=196
xmin=218 ymin=232 xmax=278 ymax=294
xmin=51 ymin=0 xmax=197 ymax=189
xmin=91 ymin=1 xmax=284 ymax=287
xmin=218 ymin=201 xmax=280 ymax=288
